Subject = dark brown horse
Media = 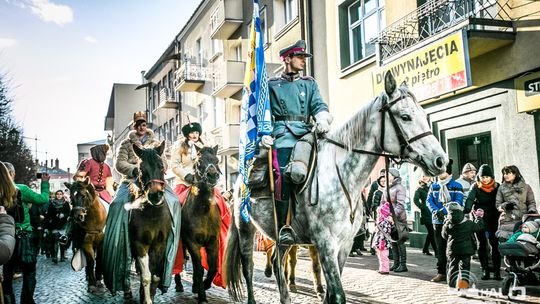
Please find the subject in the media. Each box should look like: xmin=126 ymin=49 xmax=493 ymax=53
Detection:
xmin=65 ymin=178 xmax=107 ymax=291
xmin=181 ymin=146 xmax=221 ymax=303
xmin=129 ymin=142 xmax=173 ymax=304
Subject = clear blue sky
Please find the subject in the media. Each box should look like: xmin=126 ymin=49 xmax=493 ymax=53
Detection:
xmin=0 ymin=0 xmax=200 ymax=171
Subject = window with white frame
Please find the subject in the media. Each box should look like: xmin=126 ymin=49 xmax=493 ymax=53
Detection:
xmin=339 ymin=0 xmax=385 ymax=70
xmin=260 ymin=6 xmax=269 ymax=45
xmin=196 ymin=38 xmax=203 ymax=65
xmin=211 ymin=39 xmax=222 ymax=57
xmin=284 ymin=0 xmax=298 ymax=24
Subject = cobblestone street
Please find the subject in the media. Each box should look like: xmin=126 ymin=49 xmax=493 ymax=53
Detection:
xmin=8 ymin=246 xmax=540 ymax=303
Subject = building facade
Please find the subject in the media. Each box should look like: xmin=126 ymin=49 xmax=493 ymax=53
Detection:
xmin=318 ymin=0 xmax=540 ymax=246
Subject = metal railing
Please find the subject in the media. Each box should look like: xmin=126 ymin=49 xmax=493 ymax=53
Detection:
xmin=174 ymin=60 xmax=207 ymax=86
xmin=375 ymin=0 xmax=513 ymax=62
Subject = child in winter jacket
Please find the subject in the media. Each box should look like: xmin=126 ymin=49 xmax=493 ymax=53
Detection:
xmin=372 ymin=202 xmax=394 ymax=274
xmin=505 ymin=220 xmax=540 ymax=245
xmin=442 ymin=202 xmax=484 ymax=289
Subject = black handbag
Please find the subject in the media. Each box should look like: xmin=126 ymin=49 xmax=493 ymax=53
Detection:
xmin=15 ymin=232 xmax=36 ymax=264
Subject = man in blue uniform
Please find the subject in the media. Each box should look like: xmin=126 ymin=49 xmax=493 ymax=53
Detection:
xmin=261 ymin=40 xmax=333 ymax=246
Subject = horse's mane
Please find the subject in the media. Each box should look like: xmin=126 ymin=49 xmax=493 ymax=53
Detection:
xmin=329 ymin=93 xmax=384 ymax=151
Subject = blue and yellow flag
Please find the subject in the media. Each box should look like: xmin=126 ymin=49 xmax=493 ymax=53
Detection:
xmin=238 ymin=0 xmax=272 ymax=222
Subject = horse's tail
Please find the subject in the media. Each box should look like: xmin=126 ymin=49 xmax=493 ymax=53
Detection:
xmin=223 ymin=210 xmax=244 ymax=301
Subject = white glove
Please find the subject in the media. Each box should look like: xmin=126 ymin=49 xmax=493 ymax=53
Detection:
xmin=315 ymin=111 xmax=333 ymax=134
xmin=260 ymin=135 xmax=274 ymax=148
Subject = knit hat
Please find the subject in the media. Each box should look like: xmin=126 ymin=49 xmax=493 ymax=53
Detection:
xmin=181 ymin=122 xmax=203 ymax=137
xmin=378 ymin=202 xmax=391 ymax=219
xmin=388 ymin=168 xmax=400 ymax=178
xmin=477 ymin=164 xmax=494 ymax=179
xmin=445 ymin=158 xmax=454 ymax=175
xmin=462 ymin=163 xmax=477 ymax=174
xmin=447 ymin=202 xmax=464 ymax=224
xmin=522 ymin=221 xmax=539 ymax=234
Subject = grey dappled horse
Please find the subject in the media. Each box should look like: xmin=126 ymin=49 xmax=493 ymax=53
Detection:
xmin=224 ymin=72 xmax=448 ymax=304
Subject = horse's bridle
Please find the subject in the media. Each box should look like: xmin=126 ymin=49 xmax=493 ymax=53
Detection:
xmin=135 ymin=170 xmax=166 ymax=206
xmin=317 ymin=89 xmax=434 ymax=224
xmin=194 ymin=160 xmax=221 ymax=187
xmin=378 ymin=89 xmax=433 ymax=159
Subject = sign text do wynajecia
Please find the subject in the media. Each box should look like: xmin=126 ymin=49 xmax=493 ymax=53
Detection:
xmin=373 ymin=30 xmax=471 ymax=101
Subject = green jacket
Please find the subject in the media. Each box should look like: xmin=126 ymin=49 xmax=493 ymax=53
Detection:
xmin=269 ymin=74 xmax=329 ymax=149
xmin=15 ymin=182 xmax=50 ymax=232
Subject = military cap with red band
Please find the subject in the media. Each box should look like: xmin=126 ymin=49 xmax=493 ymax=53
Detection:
xmin=279 ymin=40 xmax=312 ymax=61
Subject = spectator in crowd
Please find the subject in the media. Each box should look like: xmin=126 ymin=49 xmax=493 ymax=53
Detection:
xmin=2 ymin=161 xmax=50 ymax=304
xmin=442 ymin=203 xmax=484 ymax=289
xmin=414 ymin=175 xmax=437 ymax=256
xmin=464 ymin=164 xmax=502 ymax=280
xmin=368 ymin=174 xmax=386 ymax=255
xmin=44 ymin=190 xmax=70 ymax=263
xmin=495 ymin=165 xmax=537 ymax=240
xmin=372 ymin=202 xmax=394 ymax=274
xmin=456 ymin=163 xmax=477 ymax=200
xmin=383 ymin=168 xmax=408 ymax=273
xmin=505 ymin=220 xmax=540 ymax=244
xmin=0 ymin=162 xmax=17 ymax=265
xmin=427 ymin=159 xmax=464 ymax=282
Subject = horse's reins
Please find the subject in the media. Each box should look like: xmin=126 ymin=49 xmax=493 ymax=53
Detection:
xmin=324 ymin=89 xmax=433 ymax=225
xmin=133 ymin=170 xmax=166 ymax=207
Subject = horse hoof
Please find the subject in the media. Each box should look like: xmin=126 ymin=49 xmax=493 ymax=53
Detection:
xmin=264 ymin=266 xmax=272 ymax=278
xmin=88 ymin=285 xmax=98 ymax=293
xmin=289 ymin=284 xmax=297 ymax=293
xmin=123 ymin=291 xmax=133 ymax=300
xmin=175 ymin=284 xmax=184 ymax=293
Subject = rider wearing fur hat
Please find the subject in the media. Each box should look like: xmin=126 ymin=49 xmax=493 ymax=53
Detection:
xmin=170 ymin=121 xmax=231 ymax=290
xmin=103 ymin=111 xmax=180 ymax=295
xmin=260 ymin=39 xmax=333 ymax=246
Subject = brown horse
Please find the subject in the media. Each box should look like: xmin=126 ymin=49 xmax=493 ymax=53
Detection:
xmin=181 ymin=146 xmax=222 ymax=304
xmin=264 ymin=245 xmax=324 ymax=299
xmin=65 ymin=178 xmax=107 ymax=291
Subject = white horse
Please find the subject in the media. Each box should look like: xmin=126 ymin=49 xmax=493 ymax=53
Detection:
xmin=224 ymin=72 xmax=448 ymax=304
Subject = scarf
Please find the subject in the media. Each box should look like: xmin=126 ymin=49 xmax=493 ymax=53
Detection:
xmin=477 ymin=179 xmax=496 ymax=193
xmin=438 ymin=174 xmax=453 ymax=204
xmin=188 ymin=140 xmax=198 ymax=160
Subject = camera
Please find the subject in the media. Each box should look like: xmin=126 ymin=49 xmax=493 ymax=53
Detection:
xmin=36 ymin=172 xmax=43 ymax=179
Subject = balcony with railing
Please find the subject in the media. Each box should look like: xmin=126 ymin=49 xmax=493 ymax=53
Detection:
xmin=375 ymin=0 xmax=516 ymax=64
xmin=210 ymin=0 xmax=243 ymax=40
xmin=210 ymin=123 xmax=240 ymax=155
xmin=174 ymin=61 xmax=207 ymax=92
xmin=211 ymin=60 xmax=244 ymax=98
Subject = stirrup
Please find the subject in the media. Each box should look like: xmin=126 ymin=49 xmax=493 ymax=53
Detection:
xmin=278 ymin=225 xmax=296 ymax=247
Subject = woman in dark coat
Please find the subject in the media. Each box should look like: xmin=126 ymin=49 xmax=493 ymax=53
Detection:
xmin=464 ymin=164 xmax=501 ymax=280
xmin=413 ymin=175 xmax=436 ymax=256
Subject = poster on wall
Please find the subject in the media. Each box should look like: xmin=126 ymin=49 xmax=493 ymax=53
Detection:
xmin=372 ymin=30 xmax=472 ymax=102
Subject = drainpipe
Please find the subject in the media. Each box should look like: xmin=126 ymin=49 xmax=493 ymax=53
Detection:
xmin=305 ymin=0 xmax=314 ymax=77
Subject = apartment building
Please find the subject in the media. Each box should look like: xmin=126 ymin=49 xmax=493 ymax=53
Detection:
xmin=141 ymin=0 xmax=313 ymax=190
xmin=316 ymin=0 xmax=540 ymax=247
xmin=104 ymin=83 xmax=146 ymax=181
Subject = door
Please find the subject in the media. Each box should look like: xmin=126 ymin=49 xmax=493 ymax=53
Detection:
xmin=454 ymin=132 xmax=493 ymax=173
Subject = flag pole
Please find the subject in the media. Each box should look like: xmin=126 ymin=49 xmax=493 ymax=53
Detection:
xmin=267 ymin=147 xmax=283 ymax=286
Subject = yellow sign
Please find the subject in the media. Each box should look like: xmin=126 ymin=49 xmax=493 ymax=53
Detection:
xmin=373 ymin=30 xmax=471 ymax=101
xmin=515 ymin=71 xmax=540 ymax=113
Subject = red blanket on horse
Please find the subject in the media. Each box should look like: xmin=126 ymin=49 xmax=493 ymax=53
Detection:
xmin=173 ymin=184 xmax=231 ymax=288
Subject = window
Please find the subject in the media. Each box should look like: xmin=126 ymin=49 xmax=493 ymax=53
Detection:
xmin=211 ymin=39 xmax=222 ymax=56
xmin=259 ymin=6 xmax=268 ymax=45
xmin=196 ymin=38 xmax=203 ymax=65
xmin=285 ymin=0 xmax=298 ymax=24
xmin=339 ymin=0 xmax=385 ymax=69
xmin=234 ymin=44 xmax=242 ymax=61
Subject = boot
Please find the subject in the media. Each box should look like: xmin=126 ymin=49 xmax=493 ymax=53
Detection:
xmin=393 ymin=243 xmax=408 ymax=272
xmin=390 ymin=243 xmax=400 ymax=271
xmin=492 ymin=271 xmax=502 ymax=281
xmin=481 ymin=269 xmax=490 ymax=280
xmin=278 ymin=226 xmax=295 ymax=246
xmin=431 ymin=274 xmax=446 ymax=282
